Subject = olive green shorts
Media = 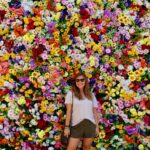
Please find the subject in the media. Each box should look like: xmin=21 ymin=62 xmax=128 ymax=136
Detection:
xmin=70 ymin=119 xmax=96 ymax=138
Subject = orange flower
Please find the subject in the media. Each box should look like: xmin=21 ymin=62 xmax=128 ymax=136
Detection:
xmin=0 ymin=116 xmax=4 ymax=124
xmin=123 ymin=135 xmax=134 ymax=144
xmin=141 ymin=59 xmax=146 ymax=68
xmin=32 ymin=7 xmax=43 ymax=16
xmin=0 ymin=138 xmax=9 ymax=144
xmin=14 ymin=26 xmax=26 ymax=37
xmin=49 ymin=38 xmax=55 ymax=44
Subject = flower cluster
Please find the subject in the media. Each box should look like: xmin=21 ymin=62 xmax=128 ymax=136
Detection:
xmin=0 ymin=0 xmax=150 ymax=149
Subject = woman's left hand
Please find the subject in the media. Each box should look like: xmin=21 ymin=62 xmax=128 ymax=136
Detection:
xmin=95 ymin=126 xmax=99 ymax=137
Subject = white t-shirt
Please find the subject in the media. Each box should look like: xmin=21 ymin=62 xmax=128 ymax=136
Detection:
xmin=65 ymin=90 xmax=98 ymax=126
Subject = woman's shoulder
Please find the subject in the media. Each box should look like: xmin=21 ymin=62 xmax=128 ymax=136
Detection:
xmin=66 ymin=89 xmax=73 ymax=95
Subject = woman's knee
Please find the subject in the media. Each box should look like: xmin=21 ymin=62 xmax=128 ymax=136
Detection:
xmin=67 ymin=137 xmax=80 ymax=150
xmin=82 ymin=145 xmax=90 ymax=150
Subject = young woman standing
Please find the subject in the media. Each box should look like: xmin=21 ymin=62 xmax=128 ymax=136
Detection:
xmin=64 ymin=73 xmax=99 ymax=150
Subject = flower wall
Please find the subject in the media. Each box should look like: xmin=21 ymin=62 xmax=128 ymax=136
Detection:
xmin=0 ymin=0 xmax=150 ymax=149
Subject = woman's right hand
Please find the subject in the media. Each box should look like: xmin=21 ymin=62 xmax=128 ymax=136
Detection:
xmin=64 ymin=127 xmax=70 ymax=137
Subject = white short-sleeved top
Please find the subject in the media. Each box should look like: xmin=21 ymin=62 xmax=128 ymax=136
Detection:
xmin=65 ymin=90 xmax=98 ymax=126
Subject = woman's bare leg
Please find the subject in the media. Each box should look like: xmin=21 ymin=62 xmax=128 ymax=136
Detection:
xmin=67 ymin=137 xmax=81 ymax=150
xmin=82 ymin=138 xmax=93 ymax=150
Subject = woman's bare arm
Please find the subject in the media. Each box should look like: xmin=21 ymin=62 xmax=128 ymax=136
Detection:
xmin=65 ymin=104 xmax=72 ymax=127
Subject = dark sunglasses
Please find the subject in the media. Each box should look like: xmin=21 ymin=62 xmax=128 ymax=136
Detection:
xmin=75 ymin=78 xmax=85 ymax=82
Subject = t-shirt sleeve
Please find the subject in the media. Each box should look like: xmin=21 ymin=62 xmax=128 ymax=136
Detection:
xmin=92 ymin=92 xmax=98 ymax=108
xmin=65 ymin=90 xmax=73 ymax=104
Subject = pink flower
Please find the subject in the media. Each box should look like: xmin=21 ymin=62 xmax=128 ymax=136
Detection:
xmin=0 ymin=61 xmax=9 ymax=75
xmin=41 ymin=53 xmax=48 ymax=60
xmin=55 ymin=141 xmax=62 ymax=149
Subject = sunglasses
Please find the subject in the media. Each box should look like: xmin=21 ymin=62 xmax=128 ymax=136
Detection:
xmin=75 ymin=78 xmax=85 ymax=82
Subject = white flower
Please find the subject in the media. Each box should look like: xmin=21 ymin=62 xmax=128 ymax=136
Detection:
xmin=19 ymin=60 xmax=24 ymax=65
xmin=30 ymin=119 xmax=38 ymax=126
xmin=118 ymin=64 xmax=124 ymax=70
xmin=21 ymin=0 xmax=34 ymax=12
xmin=0 ymin=124 xmax=3 ymax=129
xmin=48 ymin=147 xmax=54 ymax=150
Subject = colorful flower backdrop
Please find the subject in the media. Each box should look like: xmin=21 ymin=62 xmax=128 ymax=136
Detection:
xmin=0 ymin=0 xmax=150 ymax=149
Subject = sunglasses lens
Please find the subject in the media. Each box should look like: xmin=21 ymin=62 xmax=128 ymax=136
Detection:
xmin=76 ymin=79 xmax=85 ymax=82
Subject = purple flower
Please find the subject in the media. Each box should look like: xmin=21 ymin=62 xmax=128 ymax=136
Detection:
xmin=19 ymin=77 xmax=29 ymax=83
xmin=70 ymin=34 xmax=77 ymax=43
xmin=80 ymin=4 xmax=88 ymax=9
xmin=9 ymin=0 xmax=21 ymax=9
xmin=47 ymin=21 xmax=56 ymax=34
xmin=42 ymin=66 xmax=49 ymax=72
xmin=104 ymin=10 xmax=112 ymax=18
xmin=125 ymin=125 xmax=138 ymax=135
xmin=29 ymin=59 xmax=37 ymax=69
xmin=60 ymin=9 xmax=68 ymax=21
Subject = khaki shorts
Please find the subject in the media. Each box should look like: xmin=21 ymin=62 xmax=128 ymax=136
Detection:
xmin=70 ymin=119 xmax=96 ymax=138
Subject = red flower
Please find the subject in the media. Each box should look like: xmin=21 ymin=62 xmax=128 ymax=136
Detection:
xmin=145 ymin=100 xmax=150 ymax=110
xmin=133 ymin=84 xmax=139 ymax=91
xmin=38 ymin=119 xmax=48 ymax=129
xmin=143 ymin=115 xmax=150 ymax=125
xmin=27 ymin=18 xmax=35 ymax=30
xmin=80 ymin=9 xmax=90 ymax=20
xmin=5 ymin=40 xmax=14 ymax=53
xmin=32 ymin=44 xmax=44 ymax=60
xmin=90 ymin=32 xmax=99 ymax=42
xmin=0 ymin=10 xmax=6 ymax=21
xmin=141 ymin=44 xmax=150 ymax=50
xmin=47 ymin=0 xmax=56 ymax=11
xmin=119 ymin=40 xmax=125 ymax=44
xmin=104 ymin=127 xmax=114 ymax=140
xmin=122 ymin=49 xmax=128 ymax=56
xmin=70 ymin=26 xmax=79 ymax=37
xmin=0 ymin=89 xmax=8 ymax=97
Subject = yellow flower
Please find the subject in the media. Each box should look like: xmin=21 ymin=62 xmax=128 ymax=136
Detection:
xmin=18 ymin=96 xmax=26 ymax=105
xmin=27 ymin=89 xmax=33 ymax=94
xmin=44 ymin=73 xmax=50 ymax=79
xmin=23 ymin=33 xmax=35 ymax=43
xmin=54 ymin=135 xmax=60 ymax=141
xmin=129 ymin=74 xmax=136 ymax=81
xmin=20 ymin=130 xmax=30 ymax=137
xmin=116 ymin=124 xmax=123 ymax=130
xmin=54 ymin=12 xmax=61 ymax=21
xmin=38 ymin=130 xmax=45 ymax=139
xmin=4 ymin=95 xmax=10 ymax=102
xmin=146 ymin=84 xmax=150 ymax=89
xmin=136 ymin=76 xmax=141 ymax=81
xmin=89 ymin=56 xmax=95 ymax=67
xmin=138 ymin=68 xmax=145 ymax=75
xmin=138 ymin=144 xmax=144 ymax=150
xmin=76 ymin=0 xmax=82 ymax=4
xmin=14 ymin=106 xmax=20 ymax=114
xmin=2 ymin=53 xmax=10 ymax=60
xmin=36 ymin=26 xmax=42 ymax=31
xmin=99 ymin=130 xmax=105 ymax=139
xmin=23 ymin=17 xmax=29 ymax=24
xmin=103 ymin=55 xmax=109 ymax=61
xmin=56 ymin=3 xmax=65 ymax=11
xmin=65 ymin=56 xmax=71 ymax=64
xmin=130 ymin=108 xmax=137 ymax=117
xmin=93 ymin=0 xmax=102 ymax=5
xmin=31 ymin=71 xmax=40 ymax=78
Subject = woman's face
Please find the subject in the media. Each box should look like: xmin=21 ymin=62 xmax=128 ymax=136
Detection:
xmin=75 ymin=75 xmax=85 ymax=90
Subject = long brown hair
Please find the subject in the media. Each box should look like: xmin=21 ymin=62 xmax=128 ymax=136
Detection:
xmin=72 ymin=73 xmax=93 ymax=100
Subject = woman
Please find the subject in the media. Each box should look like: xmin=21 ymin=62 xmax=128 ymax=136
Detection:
xmin=64 ymin=73 xmax=99 ymax=150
